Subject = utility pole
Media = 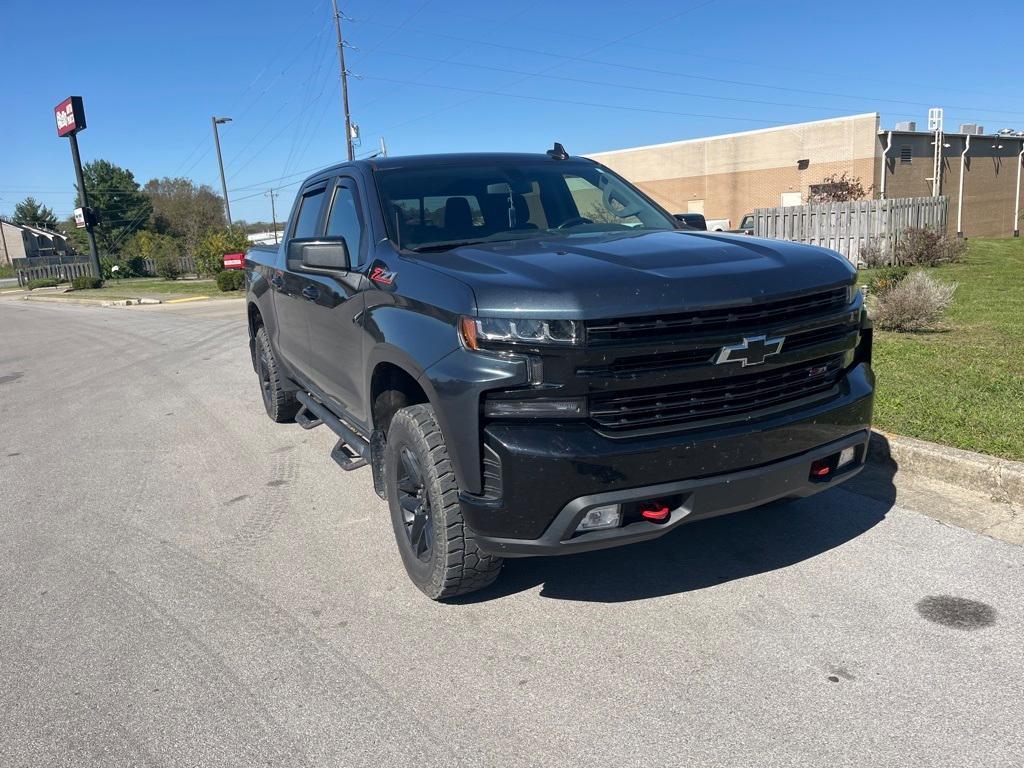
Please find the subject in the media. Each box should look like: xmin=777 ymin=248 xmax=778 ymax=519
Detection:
xmin=928 ymin=108 xmax=944 ymax=198
xmin=331 ymin=0 xmax=355 ymax=161
xmin=212 ymin=116 xmax=233 ymax=226
xmin=266 ymin=189 xmax=279 ymax=244
xmin=379 ymin=136 xmax=388 ymax=157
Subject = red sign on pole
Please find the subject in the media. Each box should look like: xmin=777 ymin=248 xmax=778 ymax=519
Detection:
xmin=223 ymin=253 xmax=245 ymax=270
xmin=55 ymin=96 xmax=87 ymax=137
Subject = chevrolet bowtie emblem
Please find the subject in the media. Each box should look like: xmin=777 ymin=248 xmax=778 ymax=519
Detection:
xmin=715 ymin=335 xmax=785 ymax=367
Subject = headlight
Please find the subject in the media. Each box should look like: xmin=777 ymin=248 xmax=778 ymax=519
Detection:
xmin=460 ymin=316 xmax=581 ymax=349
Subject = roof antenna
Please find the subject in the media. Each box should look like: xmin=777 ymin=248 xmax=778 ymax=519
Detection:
xmin=546 ymin=141 xmax=569 ymax=160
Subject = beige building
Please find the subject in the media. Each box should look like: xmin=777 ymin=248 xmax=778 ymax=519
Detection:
xmin=0 ymin=221 xmax=71 ymax=265
xmin=588 ymin=112 xmax=1024 ymax=238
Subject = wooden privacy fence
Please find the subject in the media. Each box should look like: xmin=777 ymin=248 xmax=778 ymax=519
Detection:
xmin=13 ymin=256 xmax=94 ymax=286
xmin=138 ymin=256 xmax=196 ymax=276
xmin=13 ymin=254 xmax=198 ymax=285
xmin=753 ymin=196 xmax=948 ymax=263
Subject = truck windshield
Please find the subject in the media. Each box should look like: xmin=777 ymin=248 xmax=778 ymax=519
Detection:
xmin=374 ymin=160 xmax=676 ymax=252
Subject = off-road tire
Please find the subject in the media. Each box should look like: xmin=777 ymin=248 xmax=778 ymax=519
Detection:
xmin=385 ymin=404 xmax=503 ymax=600
xmin=254 ymin=326 xmax=300 ymax=423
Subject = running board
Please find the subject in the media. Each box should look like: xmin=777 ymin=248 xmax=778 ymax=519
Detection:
xmin=296 ymin=392 xmax=369 ymax=472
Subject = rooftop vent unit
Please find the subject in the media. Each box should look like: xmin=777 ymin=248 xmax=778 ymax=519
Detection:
xmin=894 ymin=121 xmax=917 ymax=132
xmin=959 ymin=123 xmax=985 ymax=135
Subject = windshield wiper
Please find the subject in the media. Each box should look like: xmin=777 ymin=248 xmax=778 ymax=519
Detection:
xmin=409 ymin=239 xmax=489 ymax=253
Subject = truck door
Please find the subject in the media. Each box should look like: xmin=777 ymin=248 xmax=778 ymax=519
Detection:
xmin=302 ymin=177 xmax=369 ymax=425
xmin=273 ymin=183 xmax=328 ymax=374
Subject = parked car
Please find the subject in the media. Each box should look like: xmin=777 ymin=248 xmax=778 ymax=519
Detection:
xmin=730 ymin=213 xmax=755 ymax=235
xmin=245 ymin=146 xmax=874 ymax=600
xmin=673 ymin=212 xmax=707 ymax=230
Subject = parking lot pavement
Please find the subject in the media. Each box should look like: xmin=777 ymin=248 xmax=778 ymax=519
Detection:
xmin=1 ymin=298 xmax=1021 ymax=768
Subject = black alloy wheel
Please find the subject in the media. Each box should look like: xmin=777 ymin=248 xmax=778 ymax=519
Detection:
xmin=396 ymin=446 xmax=433 ymax=561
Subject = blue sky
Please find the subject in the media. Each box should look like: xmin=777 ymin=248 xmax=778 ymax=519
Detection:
xmin=2 ymin=0 xmax=1022 ymax=224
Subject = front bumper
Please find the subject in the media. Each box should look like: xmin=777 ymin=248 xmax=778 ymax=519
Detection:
xmin=461 ymin=363 xmax=874 ymax=557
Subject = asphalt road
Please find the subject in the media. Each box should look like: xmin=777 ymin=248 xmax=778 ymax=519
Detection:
xmin=1 ymin=297 xmax=1021 ymax=767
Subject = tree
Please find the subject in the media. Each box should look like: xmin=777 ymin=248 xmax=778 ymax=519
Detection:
xmin=76 ymin=160 xmax=153 ymax=255
xmin=12 ymin=197 xmax=58 ymax=230
xmin=193 ymin=226 xmax=251 ymax=276
xmin=144 ymin=177 xmax=225 ymax=260
xmin=61 ymin=215 xmax=90 ymax=254
xmin=807 ymin=173 xmax=872 ymax=203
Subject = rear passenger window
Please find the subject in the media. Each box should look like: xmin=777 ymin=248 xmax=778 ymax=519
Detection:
xmin=326 ymin=184 xmax=363 ymax=260
xmin=292 ymin=187 xmax=326 ymax=238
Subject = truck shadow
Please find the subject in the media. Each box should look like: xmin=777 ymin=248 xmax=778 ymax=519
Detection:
xmin=463 ymin=435 xmax=899 ymax=604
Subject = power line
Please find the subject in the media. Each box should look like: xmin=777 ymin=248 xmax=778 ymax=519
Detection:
xmin=369 ymin=49 xmax=925 ymax=120
xmin=369 ymin=0 xmax=720 ymax=135
xmin=360 ymin=74 xmax=777 ymax=127
xmin=354 ymin=17 xmax=1024 ymax=119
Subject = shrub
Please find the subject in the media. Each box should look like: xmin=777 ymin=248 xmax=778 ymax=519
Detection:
xmin=195 ymin=227 xmax=250 ymax=276
xmin=867 ymin=266 xmax=909 ymax=297
xmin=27 ymin=278 xmax=60 ymax=289
xmin=858 ymin=239 xmax=889 ymax=268
xmin=872 ymin=271 xmax=957 ymax=331
xmin=124 ymin=255 xmax=148 ymax=277
xmin=215 ymin=269 xmax=245 ymax=292
xmin=71 ymin=275 xmax=103 ymax=290
xmin=155 ymin=252 xmax=182 ymax=280
xmin=100 ymin=257 xmax=118 ymax=280
xmin=893 ymin=227 xmax=966 ymax=267
xmin=0 ymin=264 xmax=15 ymax=279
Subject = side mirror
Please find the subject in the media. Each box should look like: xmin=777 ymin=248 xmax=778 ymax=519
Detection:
xmin=288 ymin=238 xmax=349 ymax=271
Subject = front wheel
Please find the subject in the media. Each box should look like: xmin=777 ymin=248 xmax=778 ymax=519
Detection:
xmin=385 ymin=404 xmax=503 ymax=600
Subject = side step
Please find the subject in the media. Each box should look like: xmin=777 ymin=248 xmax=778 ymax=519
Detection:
xmin=294 ymin=405 xmax=322 ymax=430
xmin=296 ymin=392 xmax=369 ymax=471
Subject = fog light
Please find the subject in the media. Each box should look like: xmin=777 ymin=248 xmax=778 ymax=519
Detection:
xmin=838 ymin=446 xmax=857 ymax=468
xmin=575 ymin=504 xmax=621 ymax=532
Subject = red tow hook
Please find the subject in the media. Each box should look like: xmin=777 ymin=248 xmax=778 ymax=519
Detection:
xmin=641 ymin=504 xmax=671 ymax=521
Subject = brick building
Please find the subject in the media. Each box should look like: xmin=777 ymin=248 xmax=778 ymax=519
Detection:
xmin=588 ymin=113 xmax=1024 ymax=238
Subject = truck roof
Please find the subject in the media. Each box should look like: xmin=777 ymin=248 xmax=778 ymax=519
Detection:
xmin=307 ymin=152 xmax=595 ymax=181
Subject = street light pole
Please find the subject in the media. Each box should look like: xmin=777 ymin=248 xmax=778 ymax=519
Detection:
xmin=212 ymin=116 xmax=233 ymax=226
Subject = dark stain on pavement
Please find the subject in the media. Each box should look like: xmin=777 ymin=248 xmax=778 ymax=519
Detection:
xmin=916 ymin=595 xmax=996 ymax=630
xmin=266 ymin=479 xmax=288 ymax=487
xmin=225 ymin=495 xmax=249 ymax=506
xmin=7 ymin=452 xmax=21 ymax=457
xmin=0 ymin=372 xmax=24 ymax=385
xmin=829 ymin=667 xmax=855 ymax=681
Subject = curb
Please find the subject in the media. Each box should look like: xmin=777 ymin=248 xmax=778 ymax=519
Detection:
xmin=21 ymin=295 xmax=163 ymax=306
xmin=869 ymin=430 xmax=1024 ymax=502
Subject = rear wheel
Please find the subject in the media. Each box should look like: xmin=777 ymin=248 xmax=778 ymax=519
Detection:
xmin=385 ymin=404 xmax=503 ymax=600
xmin=254 ymin=326 xmax=300 ymax=423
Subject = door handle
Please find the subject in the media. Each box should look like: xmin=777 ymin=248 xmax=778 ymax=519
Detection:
xmin=301 ymin=285 xmax=320 ymax=301
xmin=270 ymin=273 xmax=284 ymax=289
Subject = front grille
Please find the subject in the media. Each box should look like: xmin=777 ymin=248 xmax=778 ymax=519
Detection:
xmin=577 ymin=320 xmax=859 ymax=378
xmin=586 ymin=287 xmax=848 ymax=344
xmin=589 ymin=354 xmax=845 ymax=433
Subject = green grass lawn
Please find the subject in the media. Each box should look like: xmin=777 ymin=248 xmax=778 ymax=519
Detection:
xmin=69 ymin=277 xmax=240 ymax=300
xmin=859 ymin=238 xmax=1024 ymax=461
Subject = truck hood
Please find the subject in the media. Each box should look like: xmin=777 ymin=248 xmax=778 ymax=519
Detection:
xmin=415 ymin=230 xmax=856 ymax=318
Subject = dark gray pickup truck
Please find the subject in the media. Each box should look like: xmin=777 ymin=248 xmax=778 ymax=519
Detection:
xmin=245 ymin=146 xmax=874 ymax=599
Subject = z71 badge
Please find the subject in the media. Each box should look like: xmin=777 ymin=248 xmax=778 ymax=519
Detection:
xmin=369 ymin=265 xmax=397 ymax=286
